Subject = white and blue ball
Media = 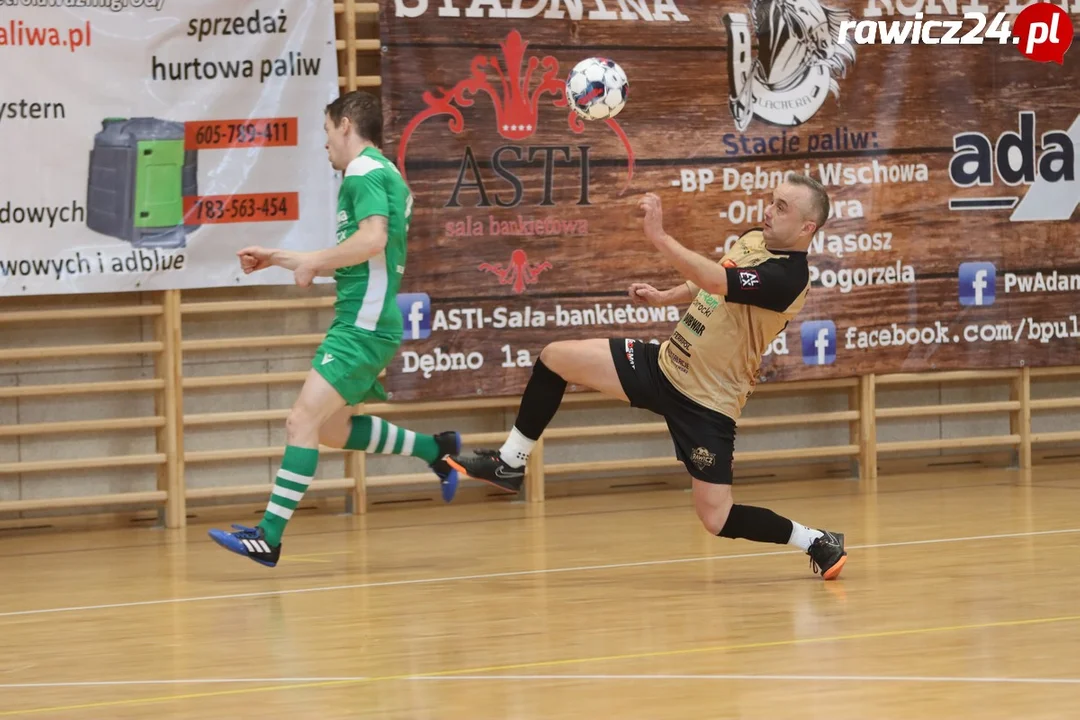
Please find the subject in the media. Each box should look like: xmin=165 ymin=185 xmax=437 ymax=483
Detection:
xmin=565 ymin=57 xmax=628 ymax=121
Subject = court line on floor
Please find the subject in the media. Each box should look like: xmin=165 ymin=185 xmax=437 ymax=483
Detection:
xmin=2 ymin=612 xmax=1079 ymax=716
xmin=0 ymin=474 xmax=1045 ymax=561
xmin=0 ymin=679 xmax=371 ymax=688
xmin=0 ymin=475 xmax=1039 ymax=561
xmin=1 ymin=526 xmax=1077 ymax=620
xmin=418 ymin=673 xmax=1080 ymax=685
xmin=6 ymin=672 xmax=1080 ymax=690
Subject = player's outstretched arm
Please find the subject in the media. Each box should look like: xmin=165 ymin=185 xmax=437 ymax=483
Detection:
xmin=638 ymin=193 xmax=728 ymax=295
xmin=236 ymin=215 xmax=387 ymax=287
xmin=628 ymin=281 xmax=695 ymax=306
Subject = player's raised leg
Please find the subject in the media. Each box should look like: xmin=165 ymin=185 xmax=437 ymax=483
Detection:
xmin=208 ymin=369 xmax=348 ymax=567
xmin=319 ymin=406 xmax=462 ymax=503
xmin=446 ymin=338 xmax=628 ymax=492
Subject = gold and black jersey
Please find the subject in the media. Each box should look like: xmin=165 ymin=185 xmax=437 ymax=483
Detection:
xmin=657 ymin=229 xmax=810 ymax=421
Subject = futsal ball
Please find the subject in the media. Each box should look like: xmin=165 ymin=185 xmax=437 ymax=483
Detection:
xmin=565 ymin=57 xmax=628 ymax=121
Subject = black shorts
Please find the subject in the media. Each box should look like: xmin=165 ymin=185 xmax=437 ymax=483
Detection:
xmin=609 ymin=338 xmax=736 ymax=485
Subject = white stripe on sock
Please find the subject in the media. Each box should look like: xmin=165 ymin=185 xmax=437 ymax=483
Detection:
xmin=277 ymin=469 xmax=312 ymax=486
xmin=365 ymin=420 xmax=382 ymax=454
xmin=266 ymin=502 xmax=294 ymax=520
xmin=381 ymin=424 xmax=398 ymax=454
xmin=401 ymin=430 xmax=416 ymax=456
xmin=273 ymin=487 xmax=304 ymax=503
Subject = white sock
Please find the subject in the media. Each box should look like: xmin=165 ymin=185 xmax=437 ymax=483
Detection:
xmin=499 ymin=427 xmax=535 ymax=468
xmin=788 ymin=521 xmax=824 ymax=551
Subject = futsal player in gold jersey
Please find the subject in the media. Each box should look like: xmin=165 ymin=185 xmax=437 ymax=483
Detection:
xmin=447 ymin=172 xmax=847 ymax=580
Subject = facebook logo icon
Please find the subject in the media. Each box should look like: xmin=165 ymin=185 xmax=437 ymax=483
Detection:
xmin=801 ymin=321 xmax=836 ymax=366
xmin=958 ymin=262 xmax=996 ymax=306
xmin=397 ymin=292 xmax=430 ymax=340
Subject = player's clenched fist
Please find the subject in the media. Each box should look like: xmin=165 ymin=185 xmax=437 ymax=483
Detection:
xmin=628 ymin=282 xmax=665 ymax=306
xmin=237 ymin=246 xmax=273 ymax=274
xmin=638 ymin=192 xmax=666 ymax=244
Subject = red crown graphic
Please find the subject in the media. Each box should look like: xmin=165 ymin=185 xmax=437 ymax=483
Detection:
xmin=395 ymin=29 xmax=635 ymax=189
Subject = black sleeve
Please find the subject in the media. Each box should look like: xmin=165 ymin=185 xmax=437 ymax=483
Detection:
xmin=724 ymin=256 xmax=809 ymax=312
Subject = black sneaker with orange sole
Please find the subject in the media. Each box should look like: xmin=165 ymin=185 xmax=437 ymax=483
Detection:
xmin=808 ymin=530 xmax=847 ymax=580
xmin=445 ymin=449 xmax=524 ymax=493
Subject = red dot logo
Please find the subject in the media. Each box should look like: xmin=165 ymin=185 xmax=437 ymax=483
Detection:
xmin=1013 ymin=2 xmax=1074 ymax=64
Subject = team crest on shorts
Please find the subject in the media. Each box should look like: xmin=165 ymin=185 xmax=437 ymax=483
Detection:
xmin=691 ymin=447 xmax=716 ymax=471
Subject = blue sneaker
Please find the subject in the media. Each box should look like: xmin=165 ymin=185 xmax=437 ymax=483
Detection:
xmin=208 ymin=524 xmax=281 ymax=568
xmin=431 ymin=431 xmax=461 ymax=503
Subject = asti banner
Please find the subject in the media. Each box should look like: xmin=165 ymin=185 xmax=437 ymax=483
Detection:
xmin=0 ymin=0 xmax=338 ymax=296
xmin=377 ymin=0 xmax=1080 ymax=402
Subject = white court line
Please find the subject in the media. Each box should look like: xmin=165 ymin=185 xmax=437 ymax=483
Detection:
xmin=0 ymin=678 xmax=368 ymax=689
xmin=0 ymin=527 xmax=1077 ymax=620
xmin=2 ymin=673 xmax=1080 ymax=689
xmin=414 ymin=674 xmax=1080 ymax=686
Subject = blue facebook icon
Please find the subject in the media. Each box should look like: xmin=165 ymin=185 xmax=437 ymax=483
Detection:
xmin=397 ymin=293 xmax=431 ymax=340
xmin=801 ymin=321 xmax=836 ymax=366
xmin=958 ymin=262 xmax=996 ymax=306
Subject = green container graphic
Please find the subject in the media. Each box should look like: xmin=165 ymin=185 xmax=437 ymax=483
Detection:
xmin=86 ymin=118 xmax=199 ymax=248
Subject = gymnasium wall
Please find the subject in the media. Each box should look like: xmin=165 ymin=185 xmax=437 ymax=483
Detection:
xmin=2 ymin=280 xmax=1079 ymax=521
xmin=376 ymin=1 xmax=1080 ymax=403
xmin=2 ymin=1 xmax=1079 ymax=524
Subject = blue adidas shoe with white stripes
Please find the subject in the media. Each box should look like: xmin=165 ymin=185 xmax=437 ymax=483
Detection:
xmin=208 ymin=524 xmax=281 ymax=568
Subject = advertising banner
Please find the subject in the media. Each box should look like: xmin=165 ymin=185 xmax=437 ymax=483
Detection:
xmin=0 ymin=0 xmax=339 ymax=296
xmin=379 ymin=0 xmax=1079 ymax=402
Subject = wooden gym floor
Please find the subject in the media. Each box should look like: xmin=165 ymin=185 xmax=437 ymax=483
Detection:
xmin=2 ymin=465 xmax=1080 ymax=718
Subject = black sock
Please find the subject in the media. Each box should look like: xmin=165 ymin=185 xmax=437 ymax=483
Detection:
xmin=717 ymin=504 xmax=794 ymax=545
xmin=513 ymin=358 xmax=567 ymax=440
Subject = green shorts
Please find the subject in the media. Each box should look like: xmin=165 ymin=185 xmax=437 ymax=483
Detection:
xmin=311 ymin=320 xmax=400 ymax=406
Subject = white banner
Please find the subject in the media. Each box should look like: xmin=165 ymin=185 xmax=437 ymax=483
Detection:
xmin=0 ymin=0 xmax=339 ymax=296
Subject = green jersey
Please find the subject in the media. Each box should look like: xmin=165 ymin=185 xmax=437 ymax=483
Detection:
xmin=333 ymin=146 xmax=413 ymax=338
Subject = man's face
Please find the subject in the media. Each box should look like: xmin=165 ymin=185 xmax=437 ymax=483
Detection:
xmin=762 ymin=182 xmax=815 ymax=245
xmin=324 ymin=114 xmax=350 ymax=171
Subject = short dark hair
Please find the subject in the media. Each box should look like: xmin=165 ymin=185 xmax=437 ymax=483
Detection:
xmin=325 ymin=90 xmax=382 ymax=146
xmin=784 ymin=172 xmax=830 ymax=231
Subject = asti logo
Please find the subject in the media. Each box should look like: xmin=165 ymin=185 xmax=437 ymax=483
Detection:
xmin=393 ymin=29 xmax=636 ymax=208
xmin=958 ymin=262 xmax=996 ymax=307
xmin=800 ymin=320 xmax=836 ymax=365
xmin=948 ymin=110 xmax=1078 ymax=221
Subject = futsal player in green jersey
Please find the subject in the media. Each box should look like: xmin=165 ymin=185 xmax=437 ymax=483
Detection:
xmin=208 ymin=91 xmax=461 ymax=567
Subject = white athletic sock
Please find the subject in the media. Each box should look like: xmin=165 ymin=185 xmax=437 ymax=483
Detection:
xmin=499 ymin=427 xmax=535 ymax=468
xmin=788 ymin=521 xmax=824 ymax=551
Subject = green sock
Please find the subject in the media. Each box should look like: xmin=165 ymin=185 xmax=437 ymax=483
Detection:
xmin=258 ymin=445 xmax=319 ymax=546
xmin=345 ymin=415 xmax=440 ymax=464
